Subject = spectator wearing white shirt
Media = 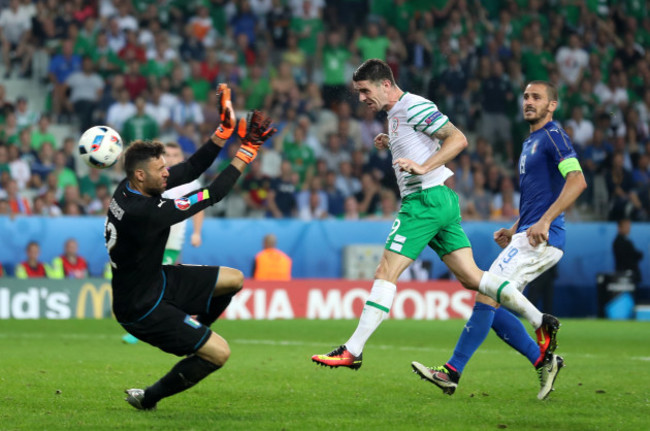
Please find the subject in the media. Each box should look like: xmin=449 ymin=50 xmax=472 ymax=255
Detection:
xmin=106 ymin=17 xmax=126 ymax=54
xmin=298 ymin=190 xmax=330 ymax=220
xmin=0 ymin=0 xmax=33 ymax=78
xmin=146 ymin=36 xmax=177 ymax=62
xmin=566 ymin=106 xmax=594 ymax=151
xmin=596 ymin=72 xmax=629 ymax=109
xmin=0 ymin=0 xmax=34 ymax=79
xmin=145 ymin=85 xmax=173 ymax=134
xmin=115 ymin=3 xmax=138 ymax=32
xmin=158 ymin=76 xmax=179 ymax=113
xmin=106 ymin=88 xmax=136 ymax=133
xmin=66 ymin=57 xmax=105 ymax=132
xmin=7 ymin=144 xmax=31 ymax=190
xmin=335 ymin=160 xmax=361 ymax=198
xmin=14 ymin=96 xmax=38 ymax=131
xmin=555 ymin=34 xmax=588 ymax=87
xmin=171 ymin=85 xmax=204 ymax=135
xmin=289 ymin=0 xmax=324 ymax=19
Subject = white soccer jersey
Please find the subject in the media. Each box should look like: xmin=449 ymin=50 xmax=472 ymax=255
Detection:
xmin=387 ymin=92 xmax=454 ymax=197
xmin=163 ymin=179 xmax=202 ymax=251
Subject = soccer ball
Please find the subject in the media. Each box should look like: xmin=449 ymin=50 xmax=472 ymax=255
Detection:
xmin=78 ymin=125 xmax=123 ymax=169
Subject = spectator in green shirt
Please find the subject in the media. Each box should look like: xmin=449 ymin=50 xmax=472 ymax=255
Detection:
xmin=121 ymin=97 xmax=159 ymax=144
xmin=521 ymin=34 xmax=554 ymax=82
xmin=79 ymin=166 xmax=112 ymax=203
xmin=241 ymin=64 xmax=272 ymax=111
xmin=90 ymin=32 xmax=125 ymax=79
xmin=283 ymin=126 xmax=315 ymax=188
xmin=290 ymin=1 xmax=324 ymax=57
xmin=188 ymin=60 xmax=211 ymax=103
xmin=53 ymin=150 xmax=78 ymax=192
xmin=31 ymin=115 xmax=58 ymax=151
xmin=318 ymin=30 xmax=351 ymax=109
xmin=352 ymin=22 xmax=390 ymax=62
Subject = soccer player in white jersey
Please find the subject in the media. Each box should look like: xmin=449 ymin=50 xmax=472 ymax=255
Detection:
xmin=311 ymin=59 xmax=562 ymax=378
xmin=161 ymin=142 xmax=204 ymax=265
xmin=411 ymin=81 xmax=587 ymax=400
xmin=121 ymin=141 xmax=205 ymax=345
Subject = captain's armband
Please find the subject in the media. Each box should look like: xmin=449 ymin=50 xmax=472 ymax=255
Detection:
xmin=558 ymin=157 xmax=582 ymax=178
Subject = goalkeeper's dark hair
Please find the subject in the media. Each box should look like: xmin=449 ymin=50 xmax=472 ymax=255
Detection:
xmin=164 ymin=141 xmax=181 ymax=151
xmin=528 ymin=80 xmax=559 ymax=102
xmin=352 ymin=59 xmax=396 ymax=85
xmin=124 ymin=140 xmax=165 ymax=181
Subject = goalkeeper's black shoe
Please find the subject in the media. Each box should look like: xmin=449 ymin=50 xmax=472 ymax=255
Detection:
xmin=411 ymin=362 xmax=460 ymax=395
xmin=124 ymin=388 xmax=156 ymax=410
xmin=311 ymin=345 xmax=362 ymax=370
xmin=536 ymin=353 xmax=565 ymax=400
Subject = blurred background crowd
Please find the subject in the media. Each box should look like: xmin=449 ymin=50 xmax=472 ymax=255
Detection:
xmin=0 ymin=0 xmax=649 ymax=223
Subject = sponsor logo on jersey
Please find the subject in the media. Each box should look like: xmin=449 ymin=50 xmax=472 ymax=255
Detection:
xmin=174 ymin=197 xmax=191 ymax=210
xmin=424 ymin=111 xmax=442 ymax=125
xmin=158 ymin=199 xmax=165 ymax=207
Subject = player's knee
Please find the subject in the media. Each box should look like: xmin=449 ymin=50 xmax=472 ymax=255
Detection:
xmin=374 ymin=257 xmax=391 ymax=280
xmin=456 ymin=270 xmax=482 ymax=291
xmin=213 ymin=343 xmax=231 ymax=366
xmin=200 ymin=339 xmax=231 ymax=367
xmin=234 ymin=269 xmax=244 ymax=290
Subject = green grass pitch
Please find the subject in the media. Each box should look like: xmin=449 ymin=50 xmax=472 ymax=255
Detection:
xmin=1 ymin=318 xmax=648 ymax=430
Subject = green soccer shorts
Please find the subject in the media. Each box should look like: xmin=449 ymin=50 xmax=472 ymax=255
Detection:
xmin=384 ymin=185 xmax=471 ymax=260
xmin=162 ymin=249 xmax=180 ymax=265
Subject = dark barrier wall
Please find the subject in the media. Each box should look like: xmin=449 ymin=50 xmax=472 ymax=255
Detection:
xmin=0 ymin=216 xmax=648 ymax=317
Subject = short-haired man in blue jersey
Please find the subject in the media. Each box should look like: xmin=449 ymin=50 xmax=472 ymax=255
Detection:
xmin=412 ymin=81 xmax=587 ymax=400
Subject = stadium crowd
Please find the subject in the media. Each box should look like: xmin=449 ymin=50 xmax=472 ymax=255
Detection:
xmin=0 ymin=0 xmax=649 ymax=226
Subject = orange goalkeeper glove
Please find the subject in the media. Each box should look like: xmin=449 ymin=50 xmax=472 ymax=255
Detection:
xmin=214 ymin=83 xmax=236 ymax=140
xmin=235 ymin=110 xmax=277 ymax=164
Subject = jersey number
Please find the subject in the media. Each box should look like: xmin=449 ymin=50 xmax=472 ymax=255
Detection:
xmin=105 ymin=220 xmax=118 ymax=269
xmin=502 ymin=247 xmax=518 ymax=264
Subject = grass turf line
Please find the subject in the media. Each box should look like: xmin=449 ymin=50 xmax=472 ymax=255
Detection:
xmin=1 ymin=319 xmax=648 ymax=431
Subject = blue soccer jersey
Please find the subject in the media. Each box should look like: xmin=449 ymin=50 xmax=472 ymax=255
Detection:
xmin=517 ymin=120 xmax=579 ymax=250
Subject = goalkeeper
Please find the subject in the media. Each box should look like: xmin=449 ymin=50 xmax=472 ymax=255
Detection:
xmin=105 ymin=83 xmax=276 ymax=410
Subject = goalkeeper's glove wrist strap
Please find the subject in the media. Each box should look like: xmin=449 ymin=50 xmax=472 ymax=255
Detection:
xmin=214 ymin=125 xmax=234 ymax=140
xmin=236 ymin=144 xmax=258 ymax=164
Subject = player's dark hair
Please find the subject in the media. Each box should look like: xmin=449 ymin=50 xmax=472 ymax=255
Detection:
xmin=352 ymin=59 xmax=396 ymax=85
xmin=164 ymin=141 xmax=181 ymax=150
xmin=528 ymin=80 xmax=558 ymax=102
xmin=124 ymin=140 xmax=165 ymax=181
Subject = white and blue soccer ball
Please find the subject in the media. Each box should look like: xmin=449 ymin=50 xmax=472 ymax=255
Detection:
xmin=78 ymin=125 xmax=123 ymax=169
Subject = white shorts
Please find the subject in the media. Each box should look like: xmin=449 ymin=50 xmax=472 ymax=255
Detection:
xmin=488 ymin=232 xmax=563 ymax=291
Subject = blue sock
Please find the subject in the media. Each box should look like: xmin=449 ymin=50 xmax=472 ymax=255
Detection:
xmin=447 ymin=302 xmax=496 ymax=374
xmin=492 ymin=307 xmax=540 ymax=366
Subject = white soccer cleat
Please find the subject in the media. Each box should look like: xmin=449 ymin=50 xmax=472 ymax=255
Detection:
xmin=536 ymin=354 xmax=565 ymax=400
xmin=124 ymin=388 xmax=156 ymax=410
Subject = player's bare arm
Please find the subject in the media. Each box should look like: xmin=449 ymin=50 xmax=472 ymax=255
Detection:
xmin=394 ymin=122 xmax=467 ymax=175
xmin=527 ymin=170 xmax=587 ymax=246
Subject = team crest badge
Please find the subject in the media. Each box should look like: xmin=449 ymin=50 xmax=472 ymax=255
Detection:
xmin=390 ymin=118 xmax=399 ymax=136
xmin=174 ymin=197 xmax=191 ymax=210
xmin=184 ymin=315 xmax=201 ymax=328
